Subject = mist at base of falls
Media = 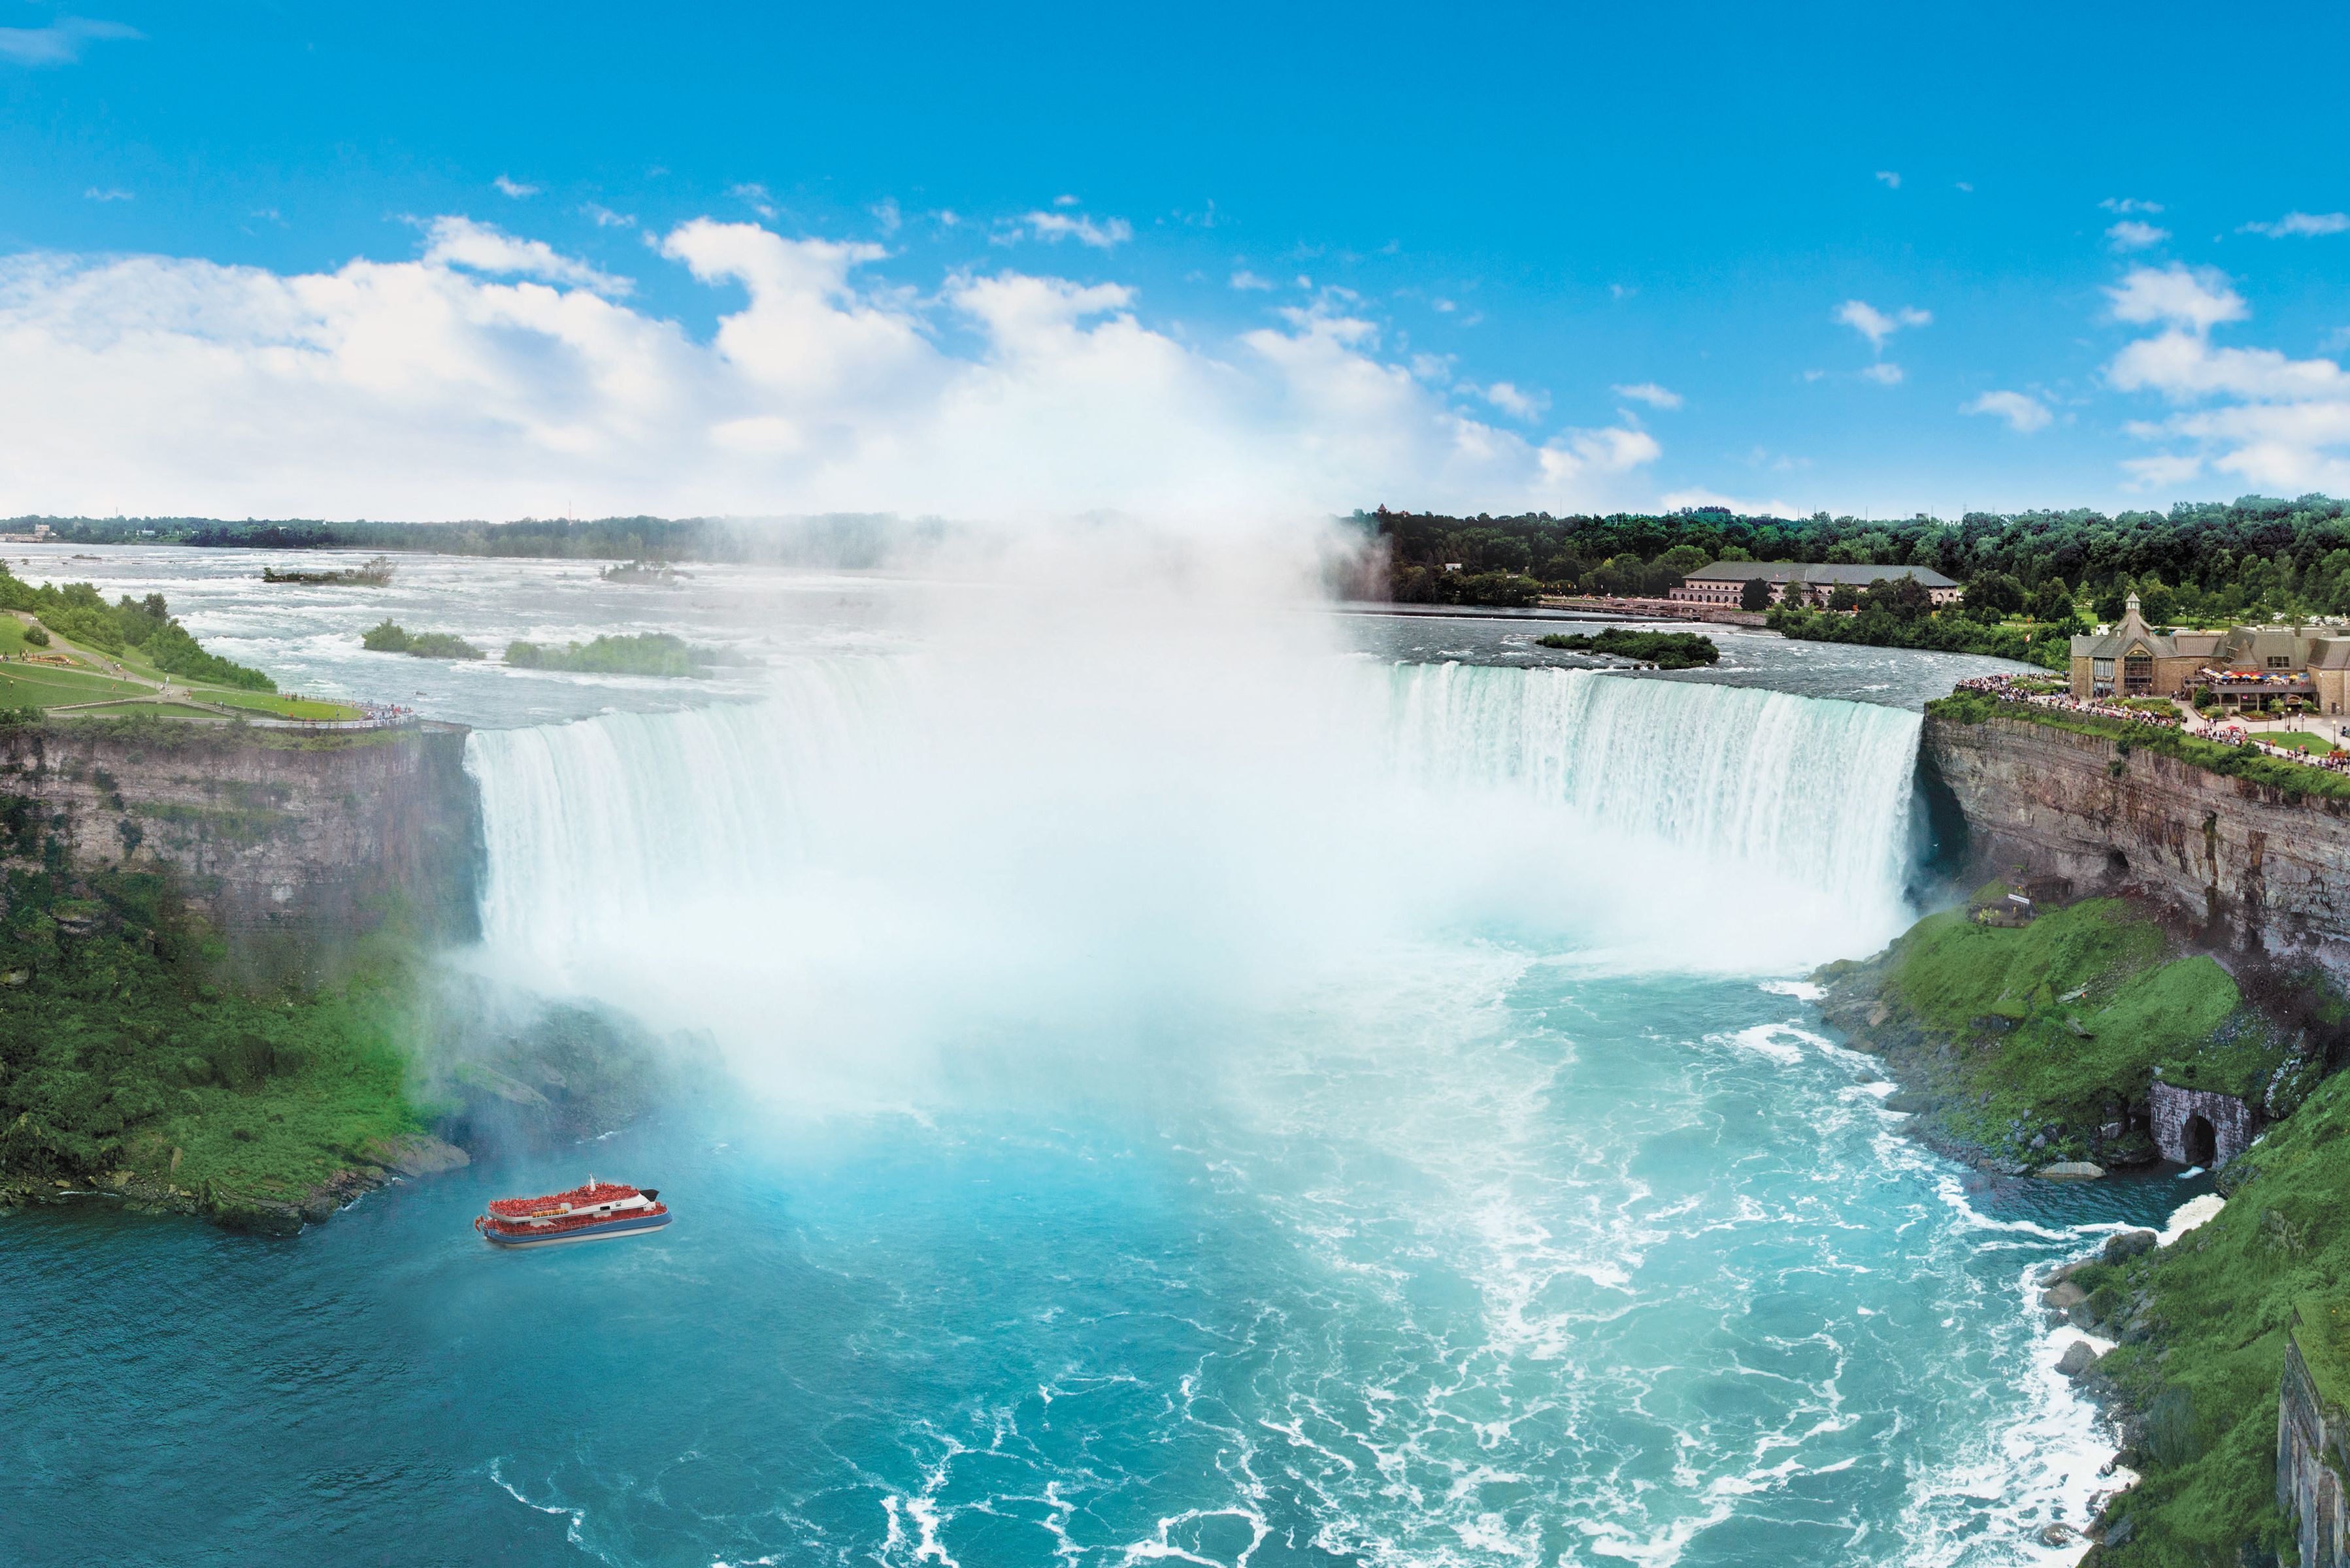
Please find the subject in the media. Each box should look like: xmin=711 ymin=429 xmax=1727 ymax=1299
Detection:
xmin=465 ymin=638 xmax=1926 ymax=1111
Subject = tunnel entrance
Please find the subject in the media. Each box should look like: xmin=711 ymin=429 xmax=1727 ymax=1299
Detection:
xmin=2181 ymin=1113 xmax=2217 ymax=1168
xmin=2106 ymin=849 xmax=2130 ymax=879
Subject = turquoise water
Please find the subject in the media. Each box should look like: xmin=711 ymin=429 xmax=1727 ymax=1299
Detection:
xmin=3 ymin=642 xmax=2194 ymax=1567
xmin=7 ymin=964 xmax=2192 ymax=1567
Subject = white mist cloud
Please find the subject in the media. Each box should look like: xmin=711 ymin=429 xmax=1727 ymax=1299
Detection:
xmin=0 ymin=218 xmax=1662 ymax=519
xmin=0 ymin=15 xmax=139 ymax=66
xmin=2105 ymin=220 xmax=2168 ymax=252
xmin=1835 ymin=300 xmax=1930 ymax=351
xmin=1480 ymin=382 xmax=1547 ymax=419
xmin=421 ymin=216 xmax=631 ymax=294
xmin=1858 ymin=362 xmax=1904 ymax=385
xmin=2239 ymin=211 xmax=2350 ymax=238
xmin=2106 ymin=262 xmax=2350 ymax=491
xmin=2100 ymin=197 xmax=2164 ymax=215
xmin=1612 ymin=382 xmax=1682 ymax=410
xmin=1022 ymin=210 xmax=1133 ymax=248
xmin=1963 ymin=390 xmax=2051 ymax=433
xmin=1874 ymin=171 xmax=1901 ymax=189
xmin=2106 ymin=263 xmax=2245 ymax=333
xmin=493 ymin=175 xmax=540 ymax=199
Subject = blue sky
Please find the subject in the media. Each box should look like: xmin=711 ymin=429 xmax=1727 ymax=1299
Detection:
xmin=3 ymin=0 xmax=2347 ymax=521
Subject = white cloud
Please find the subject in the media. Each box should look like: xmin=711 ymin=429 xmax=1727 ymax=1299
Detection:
xmin=493 ymin=175 xmax=539 ymax=199
xmin=1479 ymin=382 xmax=1547 ymax=420
xmin=2239 ymin=211 xmax=2350 ymax=238
xmin=420 ymin=216 xmax=630 ymax=295
xmin=1858 ymin=362 xmax=1905 ymax=385
xmin=2105 ymin=261 xmax=2350 ymax=491
xmin=0 ymin=218 xmax=1662 ymax=519
xmin=1963 ymin=390 xmax=2051 ymax=433
xmin=0 ymin=16 xmax=139 ymax=66
xmin=2122 ymin=453 xmax=2203 ymax=489
xmin=2105 ymin=220 xmax=2168 ymax=252
xmin=1661 ymin=486 xmax=1800 ymax=515
xmin=1229 ymin=270 xmax=1274 ymax=291
xmin=729 ymin=183 xmax=779 ymax=220
xmin=2100 ymin=197 xmax=2164 ymax=215
xmin=1612 ymin=382 xmax=1681 ymax=410
xmin=1874 ymin=171 xmax=1900 ymax=189
xmin=1023 ymin=211 xmax=1133 ymax=248
xmin=1835 ymin=300 xmax=1930 ymax=350
xmin=2106 ymin=263 xmax=2246 ymax=334
xmin=82 ymin=187 xmax=132 ymax=203
xmin=580 ymin=203 xmax=636 ymax=229
xmin=1955 ymin=182 xmax=1974 ymax=193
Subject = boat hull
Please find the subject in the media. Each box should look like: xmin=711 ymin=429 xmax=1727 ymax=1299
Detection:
xmin=478 ymin=1211 xmax=672 ymax=1249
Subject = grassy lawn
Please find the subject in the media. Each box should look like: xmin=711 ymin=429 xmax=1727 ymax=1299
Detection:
xmin=0 ymin=661 xmax=161 ymax=708
xmin=192 ymin=687 xmax=365 ymax=721
xmin=18 ymin=620 xmax=365 ymax=721
xmin=2253 ymin=728 xmax=2340 ymax=754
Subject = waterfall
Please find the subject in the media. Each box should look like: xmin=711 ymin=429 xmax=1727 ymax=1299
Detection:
xmin=463 ymin=657 xmax=1924 ymax=1092
xmin=1376 ymin=661 xmax=1923 ymax=924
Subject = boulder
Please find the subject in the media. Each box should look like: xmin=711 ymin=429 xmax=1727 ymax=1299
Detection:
xmin=2056 ymin=1341 xmax=2098 ymax=1378
xmin=2038 ymin=1162 xmax=2106 ymax=1181
xmin=363 ymin=1133 xmax=471 ymax=1179
xmin=2103 ymin=1229 xmax=2159 ymax=1265
xmin=1883 ymin=1091 xmax=1932 ymax=1115
xmin=2042 ymin=1281 xmax=2087 ymax=1313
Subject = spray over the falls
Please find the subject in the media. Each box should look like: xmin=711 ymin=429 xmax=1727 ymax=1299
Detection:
xmin=466 ymin=656 xmax=1925 ymax=1100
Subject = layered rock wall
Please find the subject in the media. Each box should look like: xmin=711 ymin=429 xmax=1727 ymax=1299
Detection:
xmin=2281 ymin=1322 xmax=2349 ymax=1568
xmin=1922 ymin=713 xmax=2350 ymax=973
xmin=0 ymin=721 xmax=480 ymax=949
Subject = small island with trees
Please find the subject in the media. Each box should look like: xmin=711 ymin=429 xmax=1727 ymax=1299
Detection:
xmin=359 ymin=621 xmax=485 ymax=660
xmin=1536 ymin=629 xmax=1720 ymax=669
xmin=505 ymin=631 xmax=712 ymax=676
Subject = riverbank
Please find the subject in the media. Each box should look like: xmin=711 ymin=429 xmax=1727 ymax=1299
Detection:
xmin=1815 ymin=880 xmax=2350 ymax=1564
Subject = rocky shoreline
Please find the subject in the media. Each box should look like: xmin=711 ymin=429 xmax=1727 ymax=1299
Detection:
xmin=0 ymin=1130 xmax=471 ymax=1233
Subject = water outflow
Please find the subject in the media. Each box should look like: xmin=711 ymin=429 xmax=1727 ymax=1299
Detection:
xmin=465 ymin=657 xmax=1924 ymax=1092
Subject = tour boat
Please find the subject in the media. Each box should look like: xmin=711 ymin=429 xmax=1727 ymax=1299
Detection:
xmin=473 ymin=1177 xmax=670 ymax=1248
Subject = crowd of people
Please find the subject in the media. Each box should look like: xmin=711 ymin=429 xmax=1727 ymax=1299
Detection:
xmin=1954 ymin=672 xmax=2350 ymax=774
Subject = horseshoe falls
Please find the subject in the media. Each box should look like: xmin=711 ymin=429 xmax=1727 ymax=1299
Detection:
xmin=422 ymin=655 xmax=2141 ymax=1568
xmin=13 ymin=652 xmax=2181 ymax=1568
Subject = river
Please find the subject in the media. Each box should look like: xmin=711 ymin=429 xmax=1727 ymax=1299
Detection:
xmin=3 ymin=547 xmax=2198 ymax=1567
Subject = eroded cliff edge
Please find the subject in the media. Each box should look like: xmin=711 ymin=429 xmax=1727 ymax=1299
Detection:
xmin=1922 ymin=708 xmax=2350 ymax=973
xmin=0 ymin=718 xmax=483 ymax=962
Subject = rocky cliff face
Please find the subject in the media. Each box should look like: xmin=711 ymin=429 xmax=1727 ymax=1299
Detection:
xmin=1923 ymin=712 xmax=2350 ymax=974
xmin=0 ymin=721 xmax=480 ymax=953
xmin=2280 ymin=1318 xmax=2349 ymax=1568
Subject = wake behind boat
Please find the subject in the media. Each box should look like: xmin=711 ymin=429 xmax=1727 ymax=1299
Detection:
xmin=474 ymin=1177 xmax=670 ymax=1249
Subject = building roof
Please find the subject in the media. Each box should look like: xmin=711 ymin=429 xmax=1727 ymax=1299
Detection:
xmin=2072 ymin=594 xmax=2176 ymax=660
xmin=1681 ymin=561 xmax=1957 ymax=588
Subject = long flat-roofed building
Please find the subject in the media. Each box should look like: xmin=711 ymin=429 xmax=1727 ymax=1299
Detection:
xmin=1670 ymin=561 xmax=1961 ymax=607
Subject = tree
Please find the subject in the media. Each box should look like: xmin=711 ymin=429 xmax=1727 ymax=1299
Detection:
xmin=1962 ymin=572 xmax=2026 ymax=620
xmin=1740 ymin=578 xmax=1771 ymax=612
xmin=1827 ymin=584 xmax=1863 ymax=612
xmin=1655 ymin=544 xmax=1711 ymax=574
xmin=2027 ymin=580 xmax=2074 ymax=623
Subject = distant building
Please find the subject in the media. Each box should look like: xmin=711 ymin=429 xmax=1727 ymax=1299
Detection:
xmin=2070 ymin=593 xmax=2350 ymax=713
xmin=1670 ymin=561 xmax=1961 ymax=608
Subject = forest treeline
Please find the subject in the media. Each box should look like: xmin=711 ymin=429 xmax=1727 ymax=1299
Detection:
xmin=12 ymin=514 xmax=945 ymax=568
xmin=1366 ymin=495 xmax=2350 ymax=623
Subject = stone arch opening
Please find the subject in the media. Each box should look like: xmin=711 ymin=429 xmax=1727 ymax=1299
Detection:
xmin=2181 ymin=1113 xmax=2217 ymax=1168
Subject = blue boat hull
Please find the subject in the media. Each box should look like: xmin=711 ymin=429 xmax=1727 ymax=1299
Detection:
xmin=480 ymin=1211 xmax=672 ymax=1248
